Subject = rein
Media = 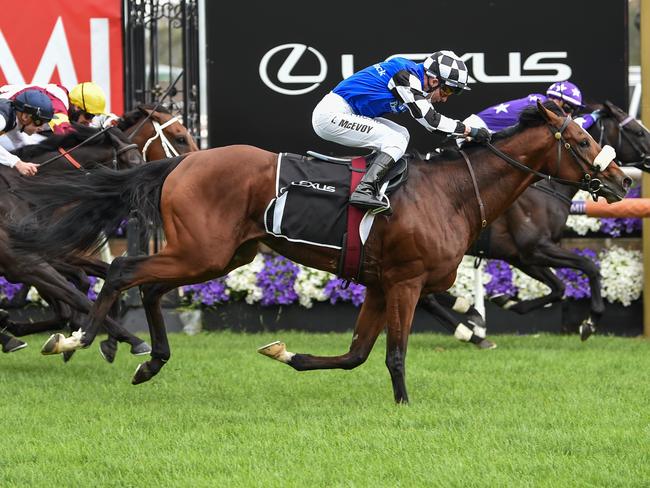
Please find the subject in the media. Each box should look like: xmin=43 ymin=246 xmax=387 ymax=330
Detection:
xmin=38 ymin=126 xmax=113 ymax=168
xmin=484 ymin=115 xmax=609 ymax=200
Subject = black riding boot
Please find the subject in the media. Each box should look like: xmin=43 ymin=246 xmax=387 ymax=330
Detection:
xmin=0 ymin=310 xmax=26 ymax=353
xmin=349 ymin=152 xmax=396 ymax=213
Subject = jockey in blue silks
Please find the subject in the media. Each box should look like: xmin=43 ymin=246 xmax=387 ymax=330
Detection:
xmin=312 ymin=50 xmax=491 ymax=214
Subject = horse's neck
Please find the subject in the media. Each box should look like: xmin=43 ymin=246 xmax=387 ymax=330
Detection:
xmin=454 ymin=130 xmax=552 ymax=233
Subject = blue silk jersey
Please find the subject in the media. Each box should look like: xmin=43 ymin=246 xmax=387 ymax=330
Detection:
xmin=332 ymin=58 xmax=425 ymax=118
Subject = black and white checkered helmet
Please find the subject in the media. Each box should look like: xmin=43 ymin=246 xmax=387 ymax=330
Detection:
xmin=423 ymin=50 xmax=471 ymax=92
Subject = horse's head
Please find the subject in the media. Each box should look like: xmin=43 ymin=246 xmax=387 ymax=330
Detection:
xmin=120 ymin=104 xmax=199 ymax=161
xmin=588 ymin=100 xmax=650 ymax=169
xmin=536 ymin=100 xmax=631 ymax=203
xmin=104 ymin=127 xmax=145 ymax=169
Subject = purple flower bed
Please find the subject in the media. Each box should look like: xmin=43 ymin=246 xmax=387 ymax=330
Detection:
xmin=0 ymin=277 xmax=24 ymax=301
xmin=256 ymin=253 xmax=300 ymax=306
xmin=324 ymin=278 xmax=366 ymax=306
xmin=484 ymin=260 xmax=517 ymax=297
xmin=554 ymin=248 xmax=599 ymax=299
xmin=183 ymin=278 xmax=229 ymax=307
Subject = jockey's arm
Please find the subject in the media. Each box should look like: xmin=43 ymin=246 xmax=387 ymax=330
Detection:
xmin=573 ymin=110 xmax=603 ymax=131
xmin=0 ymin=117 xmax=39 ymax=176
xmin=387 ymin=70 xmax=466 ymax=136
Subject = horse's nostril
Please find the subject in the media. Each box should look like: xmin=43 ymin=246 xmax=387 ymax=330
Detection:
xmin=623 ymin=177 xmax=633 ymax=190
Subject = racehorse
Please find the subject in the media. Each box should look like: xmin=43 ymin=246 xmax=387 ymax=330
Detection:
xmin=118 ymin=104 xmax=199 ymax=162
xmin=420 ymin=100 xmax=650 ymax=346
xmin=8 ymin=101 xmax=630 ymax=403
xmin=0 ymin=125 xmax=150 ymax=358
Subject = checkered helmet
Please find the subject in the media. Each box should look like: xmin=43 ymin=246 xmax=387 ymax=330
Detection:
xmin=546 ymin=81 xmax=584 ymax=107
xmin=423 ymin=50 xmax=471 ymax=91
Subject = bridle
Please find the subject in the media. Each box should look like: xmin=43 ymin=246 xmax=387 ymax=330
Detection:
xmin=38 ymin=127 xmax=140 ymax=171
xmin=141 ymin=116 xmax=183 ymax=161
xmin=595 ymin=112 xmax=650 ymax=167
xmin=485 ymin=115 xmax=616 ymax=200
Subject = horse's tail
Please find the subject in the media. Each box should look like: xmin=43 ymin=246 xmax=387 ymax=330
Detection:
xmin=9 ymin=155 xmax=185 ymax=259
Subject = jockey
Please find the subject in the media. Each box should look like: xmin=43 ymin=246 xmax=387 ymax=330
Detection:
xmin=0 ymin=83 xmax=71 ymax=134
xmin=0 ymin=88 xmax=53 ymax=176
xmin=69 ymin=82 xmax=119 ymax=129
xmin=463 ymin=81 xmax=601 ymax=133
xmin=312 ymin=50 xmax=491 ymax=213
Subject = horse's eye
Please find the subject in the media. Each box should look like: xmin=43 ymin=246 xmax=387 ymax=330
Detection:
xmin=175 ymin=136 xmax=186 ymax=144
xmin=579 ymin=140 xmax=589 ymax=148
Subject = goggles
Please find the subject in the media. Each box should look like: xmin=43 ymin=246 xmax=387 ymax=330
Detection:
xmin=439 ymin=83 xmax=464 ymax=96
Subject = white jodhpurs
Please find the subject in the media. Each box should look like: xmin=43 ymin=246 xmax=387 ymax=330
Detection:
xmin=312 ymin=92 xmax=410 ymax=161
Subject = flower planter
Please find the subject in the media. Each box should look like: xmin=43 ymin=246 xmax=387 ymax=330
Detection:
xmin=198 ymin=299 xmax=643 ymax=336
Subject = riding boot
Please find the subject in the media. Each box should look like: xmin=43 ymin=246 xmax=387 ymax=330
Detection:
xmin=0 ymin=309 xmax=27 ymax=353
xmin=349 ymin=152 xmax=396 ymax=213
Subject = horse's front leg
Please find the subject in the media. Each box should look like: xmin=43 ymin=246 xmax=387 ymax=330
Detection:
xmin=131 ymin=283 xmax=175 ymax=385
xmin=258 ymin=286 xmax=386 ymax=371
xmin=384 ymin=279 xmax=423 ymax=404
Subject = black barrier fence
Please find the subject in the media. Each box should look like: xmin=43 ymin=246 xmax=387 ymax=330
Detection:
xmin=206 ymin=0 xmax=628 ymax=155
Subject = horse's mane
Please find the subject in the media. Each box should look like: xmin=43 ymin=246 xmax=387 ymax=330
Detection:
xmin=117 ymin=103 xmax=172 ymax=131
xmin=13 ymin=124 xmax=107 ymax=159
xmin=428 ymin=101 xmax=565 ymax=161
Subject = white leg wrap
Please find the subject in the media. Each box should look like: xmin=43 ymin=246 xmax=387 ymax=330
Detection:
xmin=60 ymin=329 xmax=84 ymax=352
xmin=472 ymin=325 xmax=487 ymax=339
xmin=454 ymin=323 xmax=473 ymax=342
xmin=452 ymin=296 xmax=471 ymax=314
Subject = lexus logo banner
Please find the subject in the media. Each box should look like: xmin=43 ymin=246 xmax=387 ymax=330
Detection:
xmin=206 ymin=0 xmax=627 ymax=154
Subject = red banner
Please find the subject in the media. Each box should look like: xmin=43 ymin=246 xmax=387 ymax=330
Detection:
xmin=0 ymin=0 xmax=123 ymax=113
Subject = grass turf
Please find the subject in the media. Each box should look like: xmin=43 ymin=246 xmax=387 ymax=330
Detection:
xmin=0 ymin=332 xmax=649 ymax=487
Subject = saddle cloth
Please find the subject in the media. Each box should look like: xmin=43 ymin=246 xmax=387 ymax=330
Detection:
xmin=264 ymin=152 xmax=408 ymax=278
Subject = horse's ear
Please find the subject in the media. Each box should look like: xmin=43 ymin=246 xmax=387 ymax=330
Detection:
xmin=603 ymin=100 xmax=619 ymax=114
xmin=139 ymin=106 xmax=164 ymax=123
xmin=536 ymin=99 xmax=554 ymax=122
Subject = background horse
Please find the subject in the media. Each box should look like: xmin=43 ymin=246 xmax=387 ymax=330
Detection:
xmin=118 ymin=104 xmax=199 ymax=162
xmin=8 ymin=102 xmax=629 ymax=403
xmin=420 ymin=100 xmax=650 ymax=346
xmin=0 ymin=126 xmax=150 ymax=359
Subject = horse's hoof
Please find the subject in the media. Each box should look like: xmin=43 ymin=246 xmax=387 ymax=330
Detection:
xmin=62 ymin=350 xmax=75 ymax=362
xmin=99 ymin=340 xmax=117 ymax=364
xmin=132 ymin=362 xmax=154 ymax=385
xmin=579 ymin=322 xmax=596 ymax=341
xmin=475 ymin=339 xmax=497 ymax=350
xmin=2 ymin=337 xmax=27 ymax=353
xmin=257 ymin=340 xmax=295 ymax=363
xmin=130 ymin=342 xmax=152 ymax=356
xmin=41 ymin=333 xmax=64 ymax=355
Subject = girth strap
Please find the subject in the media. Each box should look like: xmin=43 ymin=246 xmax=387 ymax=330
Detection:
xmin=459 ymin=150 xmax=487 ymax=228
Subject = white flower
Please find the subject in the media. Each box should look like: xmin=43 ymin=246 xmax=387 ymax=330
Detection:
xmin=449 ymin=256 xmax=489 ymax=305
xmin=512 ymin=267 xmax=551 ymax=300
xmin=600 ymin=245 xmax=643 ymax=305
xmin=294 ymin=265 xmax=332 ymax=308
xmin=566 ymin=190 xmax=601 ymax=235
xmin=225 ymin=253 xmax=264 ymax=304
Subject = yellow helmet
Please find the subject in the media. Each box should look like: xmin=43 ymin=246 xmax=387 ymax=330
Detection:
xmin=69 ymin=82 xmax=106 ymax=115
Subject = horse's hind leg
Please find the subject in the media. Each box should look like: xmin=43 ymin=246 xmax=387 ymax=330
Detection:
xmin=419 ymin=292 xmax=496 ymax=349
xmin=259 ymin=286 xmax=386 ymax=370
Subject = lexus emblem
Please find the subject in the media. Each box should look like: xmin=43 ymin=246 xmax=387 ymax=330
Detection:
xmin=259 ymin=43 xmax=327 ymax=95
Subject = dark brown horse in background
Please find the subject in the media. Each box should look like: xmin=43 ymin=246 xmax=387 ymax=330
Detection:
xmin=8 ymin=102 xmax=630 ymax=403
xmin=420 ymin=100 xmax=650 ymax=346
xmin=0 ymin=126 xmax=150 ymax=358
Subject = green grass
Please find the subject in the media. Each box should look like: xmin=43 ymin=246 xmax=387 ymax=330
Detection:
xmin=1 ymin=332 xmax=649 ymax=487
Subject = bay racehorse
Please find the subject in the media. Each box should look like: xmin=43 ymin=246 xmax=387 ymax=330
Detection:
xmin=0 ymin=125 xmax=150 ymax=359
xmin=8 ymin=101 xmax=630 ymax=403
xmin=420 ymin=100 xmax=650 ymax=346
